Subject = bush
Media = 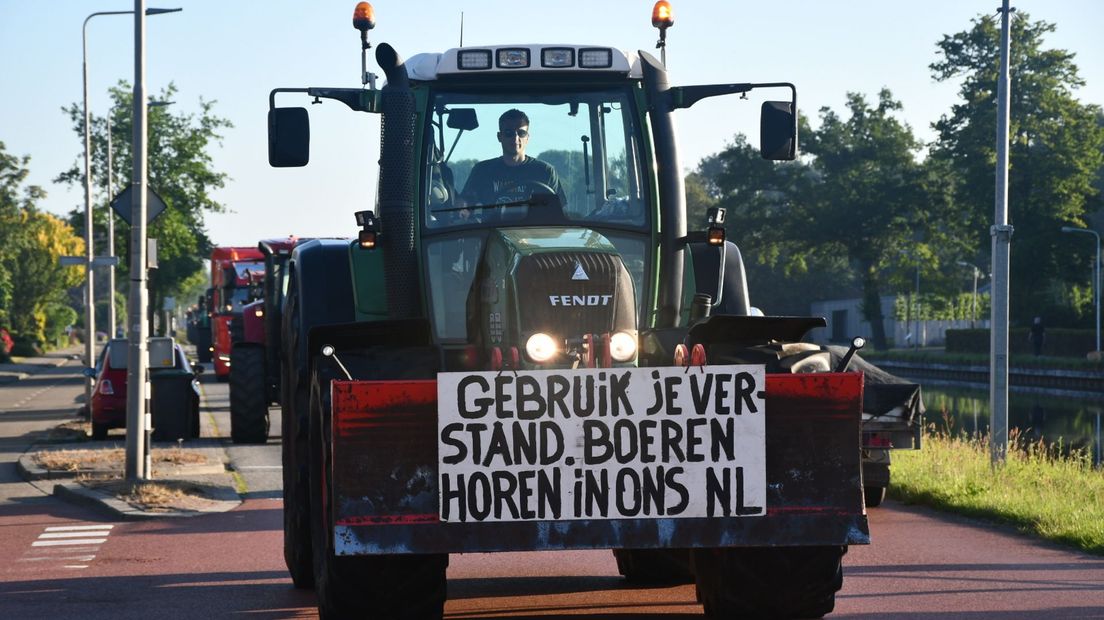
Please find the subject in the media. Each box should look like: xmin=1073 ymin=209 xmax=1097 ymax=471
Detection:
xmin=946 ymin=328 xmax=1097 ymax=357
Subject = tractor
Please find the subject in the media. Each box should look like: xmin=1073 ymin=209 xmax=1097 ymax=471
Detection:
xmin=267 ymin=3 xmax=921 ymax=617
xmin=229 ymin=237 xmax=299 ymax=444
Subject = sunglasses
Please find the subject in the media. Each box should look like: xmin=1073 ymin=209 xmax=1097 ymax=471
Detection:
xmin=499 ymin=128 xmax=529 ymax=138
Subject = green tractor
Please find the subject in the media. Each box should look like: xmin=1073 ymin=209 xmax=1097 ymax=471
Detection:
xmin=268 ymin=4 xmax=918 ymax=618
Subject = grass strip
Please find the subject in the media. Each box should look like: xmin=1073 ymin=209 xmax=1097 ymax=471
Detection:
xmin=890 ymin=425 xmax=1104 ymax=555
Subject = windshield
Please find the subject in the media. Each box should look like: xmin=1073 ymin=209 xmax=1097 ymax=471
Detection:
xmin=424 ymin=89 xmax=647 ymax=231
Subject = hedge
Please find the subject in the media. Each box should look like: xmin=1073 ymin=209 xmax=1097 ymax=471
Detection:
xmin=945 ymin=328 xmax=1097 ymax=357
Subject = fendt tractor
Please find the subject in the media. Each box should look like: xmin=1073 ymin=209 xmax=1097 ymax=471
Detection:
xmin=209 ymin=246 xmax=266 ymax=381
xmin=228 ymin=237 xmax=300 ymax=444
xmin=267 ymin=3 xmax=922 ymax=618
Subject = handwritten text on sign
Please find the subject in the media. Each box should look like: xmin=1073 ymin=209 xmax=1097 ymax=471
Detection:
xmin=437 ymin=365 xmax=766 ymax=523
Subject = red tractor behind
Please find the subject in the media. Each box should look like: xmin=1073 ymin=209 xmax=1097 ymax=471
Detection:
xmin=228 ymin=237 xmax=299 ymax=443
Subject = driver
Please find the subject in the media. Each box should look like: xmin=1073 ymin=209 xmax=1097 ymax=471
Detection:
xmin=460 ymin=109 xmax=567 ymax=209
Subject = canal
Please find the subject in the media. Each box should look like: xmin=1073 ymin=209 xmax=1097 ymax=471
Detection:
xmin=910 ymin=380 xmax=1103 ymax=466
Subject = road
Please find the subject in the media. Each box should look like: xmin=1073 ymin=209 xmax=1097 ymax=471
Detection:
xmin=1 ymin=357 xmax=1102 ymax=618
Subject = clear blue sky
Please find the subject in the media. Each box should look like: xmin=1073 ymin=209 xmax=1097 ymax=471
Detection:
xmin=2 ymin=1 xmax=1101 ymax=247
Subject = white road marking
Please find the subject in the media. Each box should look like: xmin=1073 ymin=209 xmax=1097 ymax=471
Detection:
xmin=32 ymin=538 xmax=108 ymax=547
xmin=44 ymin=524 xmax=114 ymax=532
xmin=18 ymin=555 xmax=96 ymax=562
xmin=38 ymin=531 xmax=111 ymax=539
xmin=20 ymin=522 xmax=115 ymax=570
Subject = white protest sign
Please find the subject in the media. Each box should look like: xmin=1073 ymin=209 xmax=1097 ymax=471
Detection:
xmin=436 ymin=365 xmax=766 ymax=523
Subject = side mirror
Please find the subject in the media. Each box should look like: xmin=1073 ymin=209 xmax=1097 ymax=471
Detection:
xmin=447 ymin=108 xmax=479 ymax=131
xmin=82 ymin=367 xmax=97 ymax=378
xmin=268 ymin=107 xmax=311 ymax=167
xmin=760 ymin=101 xmax=797 ymax=161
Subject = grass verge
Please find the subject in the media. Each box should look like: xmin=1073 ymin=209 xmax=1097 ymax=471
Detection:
xmin=890 ymin=425 xmax=1104 ymax=555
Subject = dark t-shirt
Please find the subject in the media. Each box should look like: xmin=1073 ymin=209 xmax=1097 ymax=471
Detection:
xmin=460 ymin=156 xmax=567 ymax=208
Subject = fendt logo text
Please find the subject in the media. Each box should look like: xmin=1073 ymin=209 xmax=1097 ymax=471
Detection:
xmin=548 ymin=294 xmax=612 ymax=307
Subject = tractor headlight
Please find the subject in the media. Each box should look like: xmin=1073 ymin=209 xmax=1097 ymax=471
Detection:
xmin=525 ymin=333 xmax=558 ymax=363
xmin=609 ymin=331 xmax=637 ymax=362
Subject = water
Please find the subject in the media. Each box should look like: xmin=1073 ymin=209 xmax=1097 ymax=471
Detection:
xmin=918 ymin=382 xmax=1103 ymax=466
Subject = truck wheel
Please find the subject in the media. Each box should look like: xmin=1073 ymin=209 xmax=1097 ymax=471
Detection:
xmin=230 ymin=345 xmax=270 ymax=444
xmin=309 ymin=362 xmax=447 ymax=618
xmin=693 ymin=545 xmax=845 ymax=619
xmin=865 ymin=486 xmax=887 ymax=508
xmin=91 ymin=422 xmax=108 ymax=440
xmin=613 ymin=549 xmax=693 ymax=584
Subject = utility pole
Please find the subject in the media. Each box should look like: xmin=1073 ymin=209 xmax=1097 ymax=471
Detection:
xmin=107 ymin=113 xmax=116 ymax=339
xmin=990 ymin=0 xmax=1014 ymax=466
xmin=126 ymin=0 xmax=151 ymax=481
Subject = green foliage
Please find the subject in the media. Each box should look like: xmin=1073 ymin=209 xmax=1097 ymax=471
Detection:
xmin=893 ymin=291 xmax=991 ymax=321
xmin=892 ymin=428 xmax=1104 ymax=555
xmin=43 ymin=302 xmax=77 ymax=348
xmin=0 ymin=140 xmax=50 ymax=327
xmin=701 ymin=92 xmax=961 ymax=348
xmin=0 ymin=142 xmax=84 ymax=350
xmin=930 ymin=12 xmax=1104 ymax=324
xmin=55 ymin=83 xmax=231 ymax=331
xmin=2 ymin=209 xmax=85 ymax=346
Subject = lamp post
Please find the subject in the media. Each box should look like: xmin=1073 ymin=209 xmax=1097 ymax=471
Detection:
xmin=957 ymin=261 xmax=983 ymax=329
xmin=1061 ymin=226 xmax=1101 ymax=353
xmin=82 ymin=6 xmax=181 ymax=413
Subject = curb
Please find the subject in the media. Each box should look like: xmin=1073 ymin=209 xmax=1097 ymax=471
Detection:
xmin=17 ymin=451 xmax=228 ymax=481
xmin=52 ymin=481 xmax=241 ymax=520
xmin=19 ymin=444 xmax=242 ymax=519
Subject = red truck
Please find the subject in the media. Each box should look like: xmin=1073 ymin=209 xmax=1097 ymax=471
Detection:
xmin=209 ymin=246 xmax=265 ymax=380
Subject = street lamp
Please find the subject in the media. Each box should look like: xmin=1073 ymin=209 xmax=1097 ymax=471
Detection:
xmin=956 ymin=260 xmax=984 ymax=329
xmin=1061 ymin=226 xmax=1101 ymax=353
xmin=81 ymin=6 xmax=181 ymax=408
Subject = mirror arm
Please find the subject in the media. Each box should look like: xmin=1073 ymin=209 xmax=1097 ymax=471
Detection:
xmin=268 ymin=87 xmax=379 ymax=113
xmin=669 ymin=82 xmax=796 ymax=112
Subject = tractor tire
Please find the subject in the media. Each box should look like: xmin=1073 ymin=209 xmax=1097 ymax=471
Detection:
xmin=613 ymin=549 xmax=694 ymax=584
xmin=865 ymin=486 xmax=887 ymax=508
xmin=230 ymin=345 xmax=270 ymax=444
xmin=309 ymin=362 xmax=447 ymax=619
xmin=282 ymin=275 xmax=314 ymax=589
xmin=91 ymin=422 xmax=108 ymax=440
xmin=693 ymin=545 xmax=845 ymax=619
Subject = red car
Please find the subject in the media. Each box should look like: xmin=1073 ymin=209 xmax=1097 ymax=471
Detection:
xmin=86 ymin=339 xmax=203 ymax=440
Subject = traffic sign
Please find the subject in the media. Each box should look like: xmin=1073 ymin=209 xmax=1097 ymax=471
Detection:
xmin=111 ymin=185 xmax=167 ymax=225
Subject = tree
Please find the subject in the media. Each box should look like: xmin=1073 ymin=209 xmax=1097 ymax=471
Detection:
xmin=1 ymin=209 xmax=84 ymax=351
xmin=0 ymin=141 xmax=49 ymax=326
xmin=930 ymin=13 xmax=1104 ymax=326
xmin=56 ymin=82 xmax=232 ymax=334
xmin=705 ymin=92 xmax=960 ymax=349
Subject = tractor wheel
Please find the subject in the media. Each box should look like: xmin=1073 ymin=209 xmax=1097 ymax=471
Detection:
xmin=864 ymin=486 xmax=887 ymax=508
xmin=693 ymin=545 xmax=845 ymax=619
xmin=613 ymin=549 xmax=694 ymax=584
xmin=91 ymin=422 xmax=108 ymax=440
xmin=282 ymin=276 xmax=314 ymax=589
xmin=230 ymin=345 xmax=269 ymax=444
xmin=309 ymin=362 xmax=447 ymax=619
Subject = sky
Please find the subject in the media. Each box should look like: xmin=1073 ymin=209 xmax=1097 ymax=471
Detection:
xmin=1 ymin=1 xmax=1101 ymax=248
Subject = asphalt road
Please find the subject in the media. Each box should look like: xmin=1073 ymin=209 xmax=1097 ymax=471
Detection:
xmin=1 ymin=358 xmax=1102 ymax=618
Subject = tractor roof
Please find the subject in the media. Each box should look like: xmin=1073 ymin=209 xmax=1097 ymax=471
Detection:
xmin=405 ymin=44 xmax=642 ymax=81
